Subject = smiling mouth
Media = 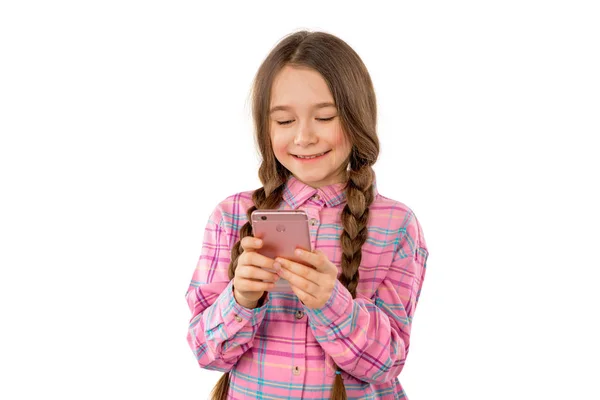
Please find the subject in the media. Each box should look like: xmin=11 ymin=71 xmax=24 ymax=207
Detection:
xmin=293 ymin=150 xmax=331 ymax=159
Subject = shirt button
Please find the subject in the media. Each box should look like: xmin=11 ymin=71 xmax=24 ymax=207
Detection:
xmin=293 ymin=366 xmax=301 ymax=375
xmin=309 ymin=218 xmax=318 ymax=226
xmin=295 ymin=310 xmax=304 ymax=319
xmin=312 ymin=194 xmax=320 ymax=201
xmin=234 ymin=315 xmax=242 ymax=323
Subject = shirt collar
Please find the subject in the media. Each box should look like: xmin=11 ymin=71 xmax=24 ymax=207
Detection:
xmin=281 ymin=175 xmax=378 ymax=208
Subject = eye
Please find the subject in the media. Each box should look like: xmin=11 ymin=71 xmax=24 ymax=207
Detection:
xmin=277 ymin=120 xmax=294 ymax=126
xmin=317 ymin=116 xmax=336 ymax=122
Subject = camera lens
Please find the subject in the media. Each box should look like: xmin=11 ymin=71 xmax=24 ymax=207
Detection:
xmin=261 ymin=216 xmax=267 ymax=221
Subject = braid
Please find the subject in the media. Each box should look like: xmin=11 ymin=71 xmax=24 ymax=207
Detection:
xmin=227 ymin=163 xmax=288 ymax=280
xmin=226 ymin=189 xmax=260 ymax=280
xmin=339 ymin=165 xmax=375 ymax=297
xmin=330 ymin=162 xmax=375 ymax=400
xmin=212 ymin=170 xmax=287 ymax=400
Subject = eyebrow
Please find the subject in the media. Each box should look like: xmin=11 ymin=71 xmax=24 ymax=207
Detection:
xmin=269 ymin=102 xmax=336 ymax=114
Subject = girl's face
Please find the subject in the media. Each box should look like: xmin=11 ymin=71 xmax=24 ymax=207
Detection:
xmin=269 ymin=65 xmax=352 ymax=188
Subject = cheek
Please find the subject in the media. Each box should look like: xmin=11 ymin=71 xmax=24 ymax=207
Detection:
xmin=269 ymin=131 xmax=288 ymax=158
xmin=332 ymin=125 xmax=351 ymax=154
xmin=325 ymin=126 xmax=348 ymax=167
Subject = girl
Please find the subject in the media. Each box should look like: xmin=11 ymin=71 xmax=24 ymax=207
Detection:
xmin=185 ymin=30 xmax=428 ymax=400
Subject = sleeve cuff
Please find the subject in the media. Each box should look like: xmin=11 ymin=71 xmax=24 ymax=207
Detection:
xmin=218 ymin=281 xmax=269 ymax=329
xmin=303 ymin=279 xmax=353 ymax=327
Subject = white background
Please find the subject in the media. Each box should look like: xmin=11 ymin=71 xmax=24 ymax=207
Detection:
xmin=1 ymin=1 xmax=599 ymax=399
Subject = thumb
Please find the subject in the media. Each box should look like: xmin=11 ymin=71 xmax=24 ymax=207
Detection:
xmin=313 ymin=249 xmax=337 ymax=274
xmin=314 ymin=249 xmax=328 ymax=259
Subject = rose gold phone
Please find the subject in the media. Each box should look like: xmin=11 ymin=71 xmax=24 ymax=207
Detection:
xmin=251 ymin=209 xmax=312 ymax=293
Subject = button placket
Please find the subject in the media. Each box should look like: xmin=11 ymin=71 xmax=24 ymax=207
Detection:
xmin=305 ymin=209 xmax=320 ymax=250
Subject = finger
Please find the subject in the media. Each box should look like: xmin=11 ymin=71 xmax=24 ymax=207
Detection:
xmin=234 ymin=277 xmax=275 ymax=292
xmin=293 ymin=248 xmax=334 ymax=274
xmin=240 ymin=236 xmax=262 ymax=252
xmin=274 ymin=257 xmax=321 ymax=285
xmin=289 ymin=282 xmax=317 ymax=307
xmin=236 ymin=265 xmax=280 ymax=283
xmin=274 ymin=261 xmax=320 ymax=296
xmin=240 ymin=251 xmax=275 ymax=270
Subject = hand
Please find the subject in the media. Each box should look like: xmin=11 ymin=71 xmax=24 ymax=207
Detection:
xmin=273 ymin=248 xmax=338 ymax=309
xmin=233 ymin=237 xmax=279 ymax=308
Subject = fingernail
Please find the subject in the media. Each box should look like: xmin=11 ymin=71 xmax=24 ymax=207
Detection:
xmin=273 ymin=262 xmax=281 ymax=271
xmin=295 ymin=248 xmax=303 ymax=256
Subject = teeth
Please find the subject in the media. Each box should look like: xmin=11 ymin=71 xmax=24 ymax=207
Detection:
xmin=296 ymin=151 xmax=327 ymax=159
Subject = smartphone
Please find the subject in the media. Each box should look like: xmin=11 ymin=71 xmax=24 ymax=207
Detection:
xmin=250 ymin=209 xmax=312 ymax=292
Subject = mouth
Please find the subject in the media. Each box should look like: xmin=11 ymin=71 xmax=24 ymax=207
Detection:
xmin=292 ymin=150 xmax=331 ymax=160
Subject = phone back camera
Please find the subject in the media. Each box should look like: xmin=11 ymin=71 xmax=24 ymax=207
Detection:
xmin=261 ymin=216 xmax=267 ymax=221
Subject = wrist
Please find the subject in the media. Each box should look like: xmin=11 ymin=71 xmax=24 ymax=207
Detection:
xmin=233 ymin=288 xmax=259 ymax=309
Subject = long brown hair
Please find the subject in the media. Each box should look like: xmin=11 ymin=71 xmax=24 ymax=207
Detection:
xmin=211 ymin=30 xmax=379 ymax=400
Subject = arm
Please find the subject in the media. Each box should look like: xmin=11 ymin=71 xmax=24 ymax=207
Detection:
xmin=185 ymin=208 xmax=269 ymax=372
xmin=303 ymin=214 xmax=428 ymax=383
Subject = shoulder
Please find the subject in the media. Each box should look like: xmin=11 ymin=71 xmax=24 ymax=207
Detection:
xmin=370 ymin=192 xmax=418 ymax=227
xmin=207 ymin=188 xmax=256 ymax=229
xmin=370 ymin=192 xmax=427 ymax=250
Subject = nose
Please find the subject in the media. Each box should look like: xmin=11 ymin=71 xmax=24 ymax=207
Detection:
xmin=293 ymin=121 xmax=317 ymax=146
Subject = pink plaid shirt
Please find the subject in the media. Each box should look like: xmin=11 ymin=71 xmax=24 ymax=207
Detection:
xmin=186 ymin=176 xmax=428 ymax=399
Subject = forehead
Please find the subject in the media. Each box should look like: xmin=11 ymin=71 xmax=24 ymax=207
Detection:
xmin=270 ymin=65 xmax=334 ymax=109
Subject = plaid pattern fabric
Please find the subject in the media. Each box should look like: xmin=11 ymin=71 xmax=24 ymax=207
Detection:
xmin=186 ymin=176 xmax=428 ymax=399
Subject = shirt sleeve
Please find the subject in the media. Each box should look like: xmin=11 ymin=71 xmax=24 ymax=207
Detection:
xmin=185 ymin=206 xmax=269 ymax=372
xmin=302 ymin=211 xmax=428 ymax=384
